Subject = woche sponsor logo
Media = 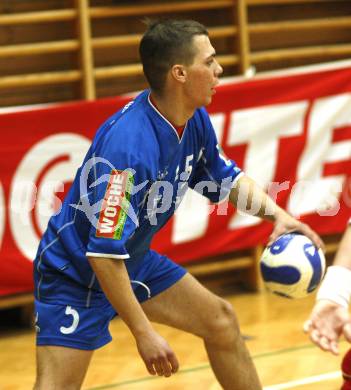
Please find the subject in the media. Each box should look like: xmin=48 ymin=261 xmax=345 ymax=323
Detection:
xmin=96 ymin=169 xmax=134 ymax=239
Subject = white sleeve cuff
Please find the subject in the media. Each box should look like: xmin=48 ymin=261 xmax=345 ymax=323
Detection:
xmin=317 ymin=265 xmax=351 ymax=308
xmin=86 ymin=252 xmax=130 ymax=260
xmin=231 ymin=171 xmax=244 ymax=186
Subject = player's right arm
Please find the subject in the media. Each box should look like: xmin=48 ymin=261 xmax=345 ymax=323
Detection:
xmin=85 ymin=120 xmax=178 ymax=376
xmin=88 ymin=256 xmax=179 ymax=377
xmin=304 ymin=224 xmax=351 ymax=354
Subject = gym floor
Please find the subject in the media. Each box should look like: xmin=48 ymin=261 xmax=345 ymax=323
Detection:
xmin=0 ymin=285 xmax=347 ymax=389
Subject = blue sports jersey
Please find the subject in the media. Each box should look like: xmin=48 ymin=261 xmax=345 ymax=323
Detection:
xmin=34 ymin=90 xmax=243 ymax=302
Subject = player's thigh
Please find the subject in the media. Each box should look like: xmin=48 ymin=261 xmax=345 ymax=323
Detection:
xmin=141 ymin=273 xmax=237 ymax=339
xmin=35 ymin=345 xmax=93 ymax=389
xmin=34 ymin=298 xmax=115 ymax=388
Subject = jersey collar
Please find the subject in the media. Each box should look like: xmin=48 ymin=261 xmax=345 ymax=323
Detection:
xmin=147 ymin=92 xmax=187 ymax=144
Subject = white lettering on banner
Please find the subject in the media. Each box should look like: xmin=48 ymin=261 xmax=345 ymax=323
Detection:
xmin=227 ymin=101 xmax=308 ymax=229
xmin=37 ymin=181 xmax=64 ymax=224
xmin=173 ymin=190 xmax=211 ymax=244
xmin=0 ymin=182 xmax=4 ymax=250
xmin=9 ymin=134 xmax=91 ymax=261
xmin=9 ymin=179 xmax=37 ymax=224
xmin=288 ymin=93 xmax=351 ymax=216
xmin=173 ymin=153 xmax=209 ymax=244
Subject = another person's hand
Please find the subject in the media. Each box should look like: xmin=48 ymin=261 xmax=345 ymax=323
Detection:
xmin=303 ymin=299 xmax=351 ymax=355
xmin=268 ymin=211 xmax=324 ymax=251
xmin=136 ymin=329 xmax=179 ymax=377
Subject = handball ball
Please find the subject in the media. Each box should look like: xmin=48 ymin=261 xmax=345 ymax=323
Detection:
xmin=260 ymin=233 xmax=326 ymax=299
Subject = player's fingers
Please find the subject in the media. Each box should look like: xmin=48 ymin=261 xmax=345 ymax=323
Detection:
xmin=168 ymin=352 xmax=179 ymax=373
xmin=303 ymin=320 xmax=312 ymax=333
xmin=267 ymin=228 xmax=286 ymax=246
xmin=153 ymin=359 xmax=164 ymax=376
xmin=300 ymin=224 xmax=325 ymax=251
xmin=311 ymin=329 xmax=334 ymax=353
xmin=267 ymin=237 xmax=274 ymax=247
xmin=310 ymin=232 xmax=325 ymax=252
xmin=319 ymin=335 xmax=332 ymax=352
xmin=267 ymin=233 xmax=275 ymax=247
xmin=145 ymin=360 xmax=157 ymax=376
xmin=160 ymin=358 xmax=172 ymax=377
xmin=330 ymin=340 xmax=340 ymax=355
xmin=267 ymin=233 xmax=281 ymax=247
xmin=310 ymin=329 xmax=320 ymax=344
xmin=268 ymin=224 xmax=300 ymax=246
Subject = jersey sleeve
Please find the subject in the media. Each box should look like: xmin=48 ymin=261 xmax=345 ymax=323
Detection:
xmin=189 ymin=108 xmax=243 ymax=203
xmin=85 ymin=130 xmax=153 ymax=260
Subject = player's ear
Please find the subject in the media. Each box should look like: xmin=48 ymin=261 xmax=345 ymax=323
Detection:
xmin=171 ymin=64 xmax=187 ymax=83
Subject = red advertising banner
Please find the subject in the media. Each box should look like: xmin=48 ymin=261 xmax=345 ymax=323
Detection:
xmin=1 ymin=61 xmax=351 ymax=296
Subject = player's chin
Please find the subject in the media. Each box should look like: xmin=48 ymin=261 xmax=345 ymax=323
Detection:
xmin=203 ymin=94 xmax=213 ymax=106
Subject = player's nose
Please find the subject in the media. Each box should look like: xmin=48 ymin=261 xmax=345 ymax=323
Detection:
xmin=215 ymin=59 xmax=223 ymax=77
xmin=216 ymin=61 xmax=223 ymax=77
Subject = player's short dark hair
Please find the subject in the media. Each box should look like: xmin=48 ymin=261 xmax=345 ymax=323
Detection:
xmin=139 ymin=19 xmax=208 ymax=94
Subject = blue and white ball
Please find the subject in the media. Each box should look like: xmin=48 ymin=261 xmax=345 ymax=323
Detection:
xmin=260 ymin=233 xmax=326 ymax=299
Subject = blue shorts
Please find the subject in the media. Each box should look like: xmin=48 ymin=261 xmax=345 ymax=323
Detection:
xmin=34 ymin=250 xmax=187 ymax=350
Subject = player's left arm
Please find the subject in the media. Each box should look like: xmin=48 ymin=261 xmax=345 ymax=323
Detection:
xmin=229 ymin=174 xmax=324 ymax=250
xmin=331 ymin=224 xmax=351 ymax=270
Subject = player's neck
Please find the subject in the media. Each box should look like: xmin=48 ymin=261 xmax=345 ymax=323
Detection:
xmin=150 ymin=91 xmax=194 ymax=127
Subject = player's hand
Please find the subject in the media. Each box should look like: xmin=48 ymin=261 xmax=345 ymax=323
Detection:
xmin=303 ymin=299 xmax=351 ymax=355
xmin=136 ymin=329 xmax=179 ymax=377
xmin=268 ymin=211 xmax=324 ymax=251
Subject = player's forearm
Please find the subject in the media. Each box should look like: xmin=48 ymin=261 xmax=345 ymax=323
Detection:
xmin=333 ymin=225 xmax=351 ymax=270
xmin=316 ymin=226 xmax=351 ymax=307
xmin=88 ymin=256 xmax=153 ymax=337
xmin=229 ymin=175 xmax=287 ymax=223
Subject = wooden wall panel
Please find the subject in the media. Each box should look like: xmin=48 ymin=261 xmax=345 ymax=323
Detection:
xmin=0 ymin=52 xmax=78 ymax=77
xmin=248 ymin=2 xmax=350 ymax=22
xmin=0 ymin=0 xmax=350 ymax=107
xmin=0 ymin=83 xmax=80 ymax=107
xmin=0 ymin=0 xmax=73 ymax=14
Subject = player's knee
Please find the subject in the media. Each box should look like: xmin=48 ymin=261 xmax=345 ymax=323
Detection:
xmin=204 ymin=299 xmax=240 ymax=347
